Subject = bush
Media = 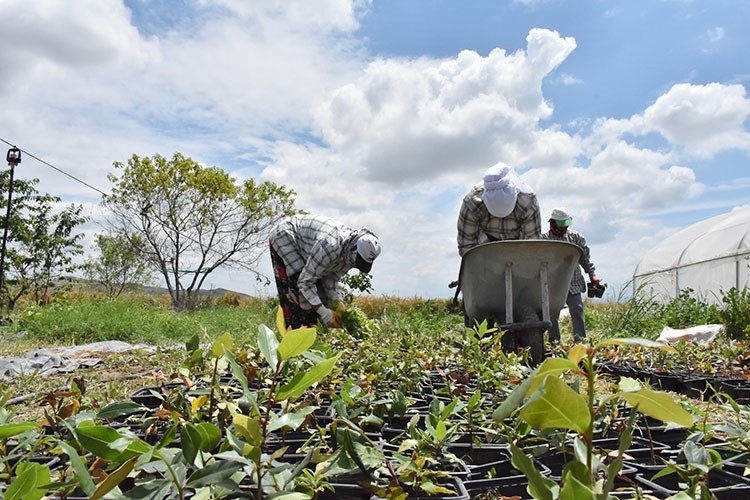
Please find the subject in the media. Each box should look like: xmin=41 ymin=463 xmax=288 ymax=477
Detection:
xmin=661 ymin=288 xmax=721 ymax=328
xmin=719 ymin=287 xmax=750 ymax=341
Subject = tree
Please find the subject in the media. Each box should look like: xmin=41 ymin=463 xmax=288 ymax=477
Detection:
xmin=84 ymin=233 xmax=153 ymax=298
xmin=102 ymin=152 xmax=299 ymax=310
xmin=0 ymin=171 xmax=87 ymax=309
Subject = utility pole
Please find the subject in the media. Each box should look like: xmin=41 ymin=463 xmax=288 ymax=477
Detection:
xmin=0 ymin=146 xmax=21 ymax=307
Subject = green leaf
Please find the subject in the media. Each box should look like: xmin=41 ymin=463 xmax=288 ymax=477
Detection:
xmin=276 ymin=354 xmax=340 ymax=401
xmin=194 ymin=422 xmax=222 ymax=451
xmin=0 ymin=422 xmax=39 ymax=439
xmin=417 ymin=480 xmax=455 ymax=495
xmin=619 ymin=388 xmax=693 ymax=427
xmin=89 ymin=456 xmax=137 ymax=500
xmin=510 ymin=443 xmax=556 ymax=500
xmin=187 ymin=460 xmax=241 ymax=488
xmin=186 ymin=332 xmax=200 ymax=352
xmin=617 ymin=377 xmax=642 ymax=392
xmin=117 ymin=479 xmax=172 ymax=499
xmin=211 ymin=332 xmax=234 ymax=358
xmin=276 ymin=305 xmax=287 ymax=335
xmin=434 ymin=420 xmax=447 ymax=442
xmin=519 ymin=376 xmax=590 ymax=434
xmin=277 ymin=325 xmax=316 ymax=361
xmin=224 ymin=349 xmax=251 ymax=396
xmin=268 ymin=406 xmax=316 ymax=433
xmin=273 ymin=494 xmax=313 ymax=500
xmin=59 ymin=441 xmax=97 ymax=496
xmin=96 ymin=401 xmax=147 ymax=420
xmin=493 ymin=365 xmax=540 ymax=422
xmin=76 ymin=422 xmax=151 ymax=462
xmin=258 ymin=324 xmax=279 ymax=367
xmin=182 ymin=423 xmax=202 ymax=465
xmin=4 ymin=461 xmax=50 ymax=500
xmin=525 ymin=357 xmax=581 ymax=396
xmin=559 ymin=462 xmax=596 ymax=500
xmin=232 ymin=414 xmax=263 ymax=445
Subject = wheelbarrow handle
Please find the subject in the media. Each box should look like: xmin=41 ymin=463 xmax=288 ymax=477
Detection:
xmin=448 ymin=279 xmax=461 ymax=312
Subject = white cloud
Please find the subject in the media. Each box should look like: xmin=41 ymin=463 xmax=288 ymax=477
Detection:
xmin=705 ymin=26 xmax=725 ymax=43
xmin=556 ymin=73 xmax=583 ymax=85
xmin=642 ymin=83 xmax=750 ymax=157
xmin=311 ymin=29 xmax=577 ymax=186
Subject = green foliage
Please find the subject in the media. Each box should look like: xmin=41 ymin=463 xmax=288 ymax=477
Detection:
xmin=0 ymin=171 xmax=87 ymax=310
xmin=13 ymin=293 xmax=272 ymax=345
xmin=495 ymin=340 xmax=693 ymax=499
xmin=719 ymin=287 xmax=750 ymax=341
xmin=340 ymin=271 xmax=374 ymax=303
xmin=593 ymin=281 xmax=665 ymax=339
xmin=661 ymin=288 xmax=721 ymax=328
xmin=83 ymin=233 xmax=153 ymax=298
xmin=337 ymin=305 xmax=379 ymax=338
xmin=103 ymin=152 xmax=300 ymax=311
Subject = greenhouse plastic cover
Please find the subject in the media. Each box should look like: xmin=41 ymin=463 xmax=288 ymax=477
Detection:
xmin=633 ymin=205 xmax=750 ymax=304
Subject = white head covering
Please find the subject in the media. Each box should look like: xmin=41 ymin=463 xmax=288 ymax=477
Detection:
xmin=481 ymin=162 xmax=534 ymax=217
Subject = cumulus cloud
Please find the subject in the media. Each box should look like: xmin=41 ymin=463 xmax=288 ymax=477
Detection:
xmin=642 ymin=83 xmax=750 ymax=157
xmin=312 ymin=29 xmax=577 ymax=185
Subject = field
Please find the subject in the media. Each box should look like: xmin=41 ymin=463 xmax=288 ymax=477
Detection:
xmin=0 ymin=290 xmax=749 ymax=499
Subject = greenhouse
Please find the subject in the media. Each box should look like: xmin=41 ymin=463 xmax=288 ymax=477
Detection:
xmin=633 ymin=205 xmax=750 ymax=304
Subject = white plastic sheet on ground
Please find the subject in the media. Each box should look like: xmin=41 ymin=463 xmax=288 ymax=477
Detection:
xmin=0 ymin=341 xmax=155 ymax=380
xmin=656 ymin=324 xmax=724 ymax=345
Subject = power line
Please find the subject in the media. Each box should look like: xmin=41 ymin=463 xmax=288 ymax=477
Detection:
xmin=0 ymin=136 xmax=109 ymax=197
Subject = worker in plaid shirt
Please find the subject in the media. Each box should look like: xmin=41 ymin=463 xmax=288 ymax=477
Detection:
xmin=541 ymin=207 xmax=601 ymax=343
xmin=269 ymin=215 xmax=381 ymax=329
xmin=457 ymin=162 xmax=541 ymax=257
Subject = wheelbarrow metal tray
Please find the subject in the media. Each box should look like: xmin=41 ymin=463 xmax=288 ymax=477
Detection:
xmin=459 ymin=240 xmax=582 ymax=327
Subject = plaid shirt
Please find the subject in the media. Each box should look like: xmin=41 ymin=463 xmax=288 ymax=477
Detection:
xmin=269 ymin=215 xmax=357 ymax=309
xmin=457 ymin=183 xmax=542 ymax=256
xmin=541 ymin=229 xmax=596 ymax=295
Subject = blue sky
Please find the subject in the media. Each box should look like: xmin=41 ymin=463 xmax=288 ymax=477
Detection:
xmin=1 ymin=0 xmax=749 ymax=300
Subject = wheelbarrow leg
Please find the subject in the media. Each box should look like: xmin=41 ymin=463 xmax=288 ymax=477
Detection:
xmin=514 ymin=289 xmax=545 ymax=366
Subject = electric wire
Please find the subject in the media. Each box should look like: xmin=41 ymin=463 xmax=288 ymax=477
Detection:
xmin=0 ymin=136 xmax=109 ymax=197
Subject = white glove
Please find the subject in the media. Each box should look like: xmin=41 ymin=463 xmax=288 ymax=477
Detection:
xmin=317 ymin=306 xmax=334 ymax=326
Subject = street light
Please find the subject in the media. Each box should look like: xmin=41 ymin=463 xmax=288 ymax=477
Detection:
xmin=0 ymin=146 xmax=21 ymax=302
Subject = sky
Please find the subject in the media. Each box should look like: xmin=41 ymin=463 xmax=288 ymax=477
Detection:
xmin=1 ymin=0 xmax=749 ymax=300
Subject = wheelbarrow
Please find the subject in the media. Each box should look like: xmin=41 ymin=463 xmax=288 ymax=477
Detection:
xmin=456 ymin=240 xmax=582 ymax=364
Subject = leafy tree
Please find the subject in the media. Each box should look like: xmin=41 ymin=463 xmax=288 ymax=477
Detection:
xmin=340 ymin=271 xmax=374 ymax=303
xmin=0 ymin=171 xmax=87 ymax=309
xmin=84 ymin=233 xmax=153 ymax=298
xmin=102 ymin=152 xmax=299 ymax=310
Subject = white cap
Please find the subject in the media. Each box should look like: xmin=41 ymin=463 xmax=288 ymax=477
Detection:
xmin=355 ymin=234 xmax=381 ymax=272
xmin=550 ymin=207 xmax=573 ymax=226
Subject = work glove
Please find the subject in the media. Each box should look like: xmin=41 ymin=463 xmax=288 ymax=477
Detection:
xmin=331 ymin=310 xmax=341 ymax=329
xmin=317 ymin=306 xmax=335 ymax=327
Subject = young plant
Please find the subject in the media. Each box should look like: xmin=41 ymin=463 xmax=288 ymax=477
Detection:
xmin=0 ymin=392 xmax=50 ymax=500
xmin=650 ymin=437 xmax=723 ymax=499
xmin=224 ymin=307 xmax=341 ymax=500
xmin=493 ymin=338 xmax=695 ymax=499
xmin=66 ymin=418 xmax=233 ymax=500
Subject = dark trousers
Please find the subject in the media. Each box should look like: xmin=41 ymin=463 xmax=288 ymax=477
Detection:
xmin=548 ymin=292 xmax=586 ymax=343
xmin=270 ymin=244 xmax=318 ymax=329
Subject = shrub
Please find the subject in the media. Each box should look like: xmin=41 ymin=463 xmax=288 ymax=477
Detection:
xmin=719 ymin=287 xmax=750 ymax=341
xmin=661 ymin=288 xmax=721 ymax=328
